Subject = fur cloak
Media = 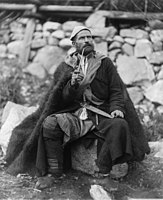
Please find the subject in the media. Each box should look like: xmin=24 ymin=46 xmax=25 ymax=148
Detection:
xmin=4 ymin=61 xmax=150 ymax=176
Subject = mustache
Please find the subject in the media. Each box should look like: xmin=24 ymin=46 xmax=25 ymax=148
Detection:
xmin=83 ymin=44 xmax=92 ymax=47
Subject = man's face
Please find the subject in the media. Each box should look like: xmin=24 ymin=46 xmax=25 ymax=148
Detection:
xmin=73 ymin=30 xmax=94 ymax=56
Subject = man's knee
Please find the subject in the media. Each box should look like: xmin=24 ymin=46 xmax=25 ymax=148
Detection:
xmin=111 ymin=118 xmax=128 ymax=128
xmin=42 ymin=115 xmax=63 ymax=139
xmin=43 ymin=114 xmax=58 ymax=130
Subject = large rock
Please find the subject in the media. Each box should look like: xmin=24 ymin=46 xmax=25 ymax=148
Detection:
xmin=90 ymin=27 xmax=117 ymax=40
xmin=145 ymin=80 xmax=163 ymax=105
xmin=59 ymin=38 xmax=72 ymax=49
xmin=122 ymin=43 xmax=134 ymax=56
xmin=127 ymin=87 xmax=144 ymax=105
xmin=157 ymin=66 xmax=163 ymax=80
xmin=108 ymin=49 xmax=121 ymax=62
xmin=51 ymin=30 xmax=65 ymax=39
xmin=134 ymin=39 xmax=153 ymax=58
xmin=9 ymin=21 xmax=25 ymax=34
xmin=94 ymin=41 xmax=108 ymax=56
xmin=152 ymin=41 xmax=163 ymax=52
xmin=34 ymin=45 xmax=66 ymax=72
xmin=124 ymin=38 xmax=136 ymax=45
xmin=108 ymin=41 xmax=122 ymax=51
xmin=7 ymin=41 xmax=24 ymax=57
xmin=148 ymin=51 xmax=163 ymax=65
xmin=85 ymin=11 xmax=106 ymax=28
xmin=25 ymin=62 xmax=46 ymax=79
xmin=0 ymin=44 xmax=7 ymax=55
xmin=62 ymin=21 xmax=83 ymax=32
xmin=71 ymin=139 xmax=98 ymax=175
xmin=116 ymin=55 xmax=155 ymax=85
xmin=31 ymin=38 xmax=47 ymax=49
xmin=150 ymin=30 xmax=163 ymax=43
xmin=43 ymin=21 xmax=61 ymax=32
xmin=120 ymin=29 xmax=148 ymax=39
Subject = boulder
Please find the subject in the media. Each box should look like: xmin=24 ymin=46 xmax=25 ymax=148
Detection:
xmin=157 ymin=66 xmax=163 ymax=80
xmin=134 ymin=39 xmax=153 ymax=58
xmin=31 ymin=38 xmax=47 ymax=49
xmin=108 ymin=41 xmax=122 ymax=50
xmin=71 ymin=139 xmax=98 ymax=175
xmin=122 ymin=43 xmax=134 ymax=56
xmin=150 ymin=30 xmax=163 ymax=43
xmin=145 ymin=80 xmax=163 ymax=105
xmin=124 ymin=38 xmax=136 ymax=45
xmin=120 ymin=29 xmax=148 ymax=39
xmin=51 ymin=30 xmax=65 ymax=39
xmin=113 ymin=35 xmax=124 ymax=43
xmin=127 ymin=87 xmax=144 ymax=105
xmin=34 ymin=45 xmax=66 ymax=72
xmin=85 ymin=11 xmax=106 ymax=28
xmin=94 ymin=41 xmax=108 ymax=56
xmin=91 ymin=27 xmax=117 ymax=40
xmin=59 ymin=38 xmax=72 ymax=49
xmin=43 ymin=21 xmax=61 ymax=32
xmin=62 ymin=21 xmax=83 ymax=32
xmin=116 ymin=55 xmax=155 ymax=85
xmin=0 ymin=44 xmax=7 ymax=55
xmin=108 ymin=49 xmax=121 ymax=62
xmin=152 ymin=41 xmax=163 ymax=52
xmin=7 ymin=41 xmax=24 ymax=57
xmin=26 ymin=62 xmax=46 ymax=79
xmin=47 ymin=36 xmax=59 ymax=46
xmin=148 ymin=51 xmax=163 ymax=65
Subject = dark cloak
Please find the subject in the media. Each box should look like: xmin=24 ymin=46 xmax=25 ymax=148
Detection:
xmin=4 ymin=60 xmax=150 ymax=176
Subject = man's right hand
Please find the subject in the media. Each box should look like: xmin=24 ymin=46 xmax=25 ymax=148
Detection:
xmin=70 ymin=69 xmax=84 ymax=86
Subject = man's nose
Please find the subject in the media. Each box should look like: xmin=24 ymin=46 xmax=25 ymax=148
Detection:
xmin=84 ymin=37 xmax=89 ymax=42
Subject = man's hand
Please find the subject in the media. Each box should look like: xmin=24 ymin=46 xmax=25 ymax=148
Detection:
xmin=110 ymin=110 xmax=124 ymax=118
xmin=71 ymin=69 xmax=84 ymax=86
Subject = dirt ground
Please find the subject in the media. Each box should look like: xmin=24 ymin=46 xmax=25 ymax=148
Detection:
xmin=0 ymin=152 xmax=163 ymax=200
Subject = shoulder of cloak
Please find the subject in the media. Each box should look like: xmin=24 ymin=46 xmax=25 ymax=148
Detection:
xmin=5 ymin=61 xmax=73 ymax=169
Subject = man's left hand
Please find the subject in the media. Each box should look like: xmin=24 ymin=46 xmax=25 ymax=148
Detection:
xmin=110 ymin=110 xmax=124 ymax=118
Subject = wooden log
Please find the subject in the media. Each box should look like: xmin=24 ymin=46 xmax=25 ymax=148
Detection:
xmin=0 ymin=3 xmax=35 ymax=10
xmin=96 ymin=10 xmax=163 ymax=21
xmin=39 ymin=5 xmax=93 ymax=12
xmin=126 ymin=198 xmax=163 ymax=200
xmin=20 ymin=7 xmax=36 ymax=66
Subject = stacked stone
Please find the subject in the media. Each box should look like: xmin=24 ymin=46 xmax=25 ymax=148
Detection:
xmin=0 ymin=12 xmax=163 ymax=113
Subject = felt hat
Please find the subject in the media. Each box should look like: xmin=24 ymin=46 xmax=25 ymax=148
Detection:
xmin=70 ymin=26 xmax=91 ymax=41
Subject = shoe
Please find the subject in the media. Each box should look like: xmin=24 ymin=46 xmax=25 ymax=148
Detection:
xmin=35 ymin=176 xmax=55 ymax=190
xmin=110 ymin=163 xmax=128 ymax=179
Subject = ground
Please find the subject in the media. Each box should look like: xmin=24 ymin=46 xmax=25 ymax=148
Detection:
xmin=0 ymin=58 xmax=163 ymax=199
xmin=0 ymin=152 xmax=163 ymax=200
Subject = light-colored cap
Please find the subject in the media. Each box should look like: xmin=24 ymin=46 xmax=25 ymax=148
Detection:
xmin=70 ymin=26 xmax=91 ymax=41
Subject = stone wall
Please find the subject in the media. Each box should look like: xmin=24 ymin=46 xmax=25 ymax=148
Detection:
xmin=1 ymin=11 xmax=163 ymax=114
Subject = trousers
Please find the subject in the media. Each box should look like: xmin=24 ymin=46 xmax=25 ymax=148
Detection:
xmin=42 ymin=113 xmax=133 ymax=174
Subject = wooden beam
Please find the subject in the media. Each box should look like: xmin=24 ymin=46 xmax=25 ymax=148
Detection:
xmin=0 ymin=3 xmax=35 ymax=10
xmin=20 ymin=7 xmax=36 ymax=66
xmin=39 ymin=5 xmax=93 ymax=12
xmin=96 ymin=10 xmax=163 ymax=21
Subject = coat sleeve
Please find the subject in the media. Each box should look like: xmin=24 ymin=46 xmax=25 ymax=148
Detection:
xmin=105 ymin=58 xmax=125 ymax=114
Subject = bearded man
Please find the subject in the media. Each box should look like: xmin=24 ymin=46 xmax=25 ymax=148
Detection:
xmin=5 ymin=26 xmax=150 ymax=184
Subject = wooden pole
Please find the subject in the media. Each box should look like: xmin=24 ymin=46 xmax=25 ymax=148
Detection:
xmin=0 ymin=3 xmax=35 ymax=10
xmin=20 ymin=6 xmax=36 ymax=66
xmin=39 ymin=5 xmax=93 ymax=12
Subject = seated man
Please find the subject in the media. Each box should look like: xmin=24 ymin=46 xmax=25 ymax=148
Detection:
xmin=5 ymin=26 xmax=150 ymax=184
xmin=38 ymin=26 xmax=133 ymax=179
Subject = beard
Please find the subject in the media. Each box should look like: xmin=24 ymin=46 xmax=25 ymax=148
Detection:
xmin=77 ymin=43 xmax=94 ymax=56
